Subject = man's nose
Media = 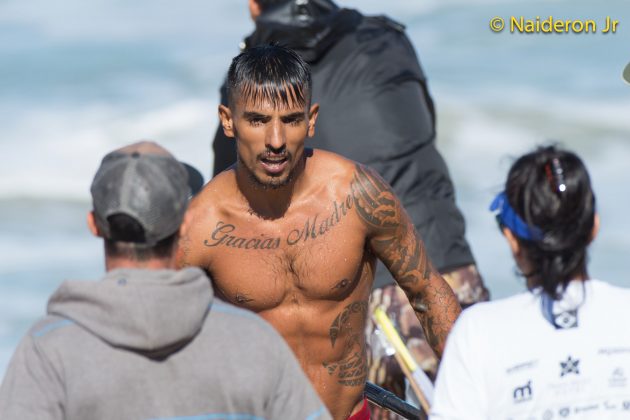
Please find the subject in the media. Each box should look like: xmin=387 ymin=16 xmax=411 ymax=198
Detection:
xmin=266 ymin=119 xmax=286 ymax=151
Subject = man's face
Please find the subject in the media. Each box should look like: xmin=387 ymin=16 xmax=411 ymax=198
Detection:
xmin=219 ymin=95 xmax=319 ymax=189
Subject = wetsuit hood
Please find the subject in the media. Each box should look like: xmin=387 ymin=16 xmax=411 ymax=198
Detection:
xmin=245 ymin=0 xmax=362 ymax=62
xmin=47 ymin=267 xmax=212 ymax=357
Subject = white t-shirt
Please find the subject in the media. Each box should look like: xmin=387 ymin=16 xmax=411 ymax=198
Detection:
xmin=431 ymin=279 xmax=630 ymax=420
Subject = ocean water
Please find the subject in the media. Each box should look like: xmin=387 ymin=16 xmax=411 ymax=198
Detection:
xmin=1 ymin=0 xmax=629 ymax=376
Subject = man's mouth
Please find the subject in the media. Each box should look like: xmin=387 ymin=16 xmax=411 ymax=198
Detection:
xmin=260 ymin=156 xmax=289 ymax=175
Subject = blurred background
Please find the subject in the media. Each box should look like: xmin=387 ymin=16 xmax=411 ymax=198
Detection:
xmin=1 ymin=0 xmax=628 ymax=376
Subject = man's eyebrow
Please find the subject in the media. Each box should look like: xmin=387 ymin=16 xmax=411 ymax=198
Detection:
xmin=281 ymin=112 xmax=306 ymax=120
xmin=242 ymin=111 xmax=269 ymax=119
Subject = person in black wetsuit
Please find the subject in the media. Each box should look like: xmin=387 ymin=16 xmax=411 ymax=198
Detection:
xmin=211 ymin=1 xmax=490 ymax=416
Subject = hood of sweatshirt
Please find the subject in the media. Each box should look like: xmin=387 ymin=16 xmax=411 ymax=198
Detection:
xmin=245 ymin=0 xmax=362 ymax=63
xmin=47 ymin=267 xmax=212 ymax=356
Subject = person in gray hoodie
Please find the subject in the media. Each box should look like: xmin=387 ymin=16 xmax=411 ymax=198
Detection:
xmin=0 ymin=141 xmax=330 ymax=420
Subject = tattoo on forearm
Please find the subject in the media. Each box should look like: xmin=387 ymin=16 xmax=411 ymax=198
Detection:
xmin=351 ymin=164 xmax=430 ymax=285
xmin=418 ymin=282 xmax=461 ymax=357
xmin=203 ymin=195 xmax=353 ymax=250
xmin=323 ymin=301 xmax=368 ymax=387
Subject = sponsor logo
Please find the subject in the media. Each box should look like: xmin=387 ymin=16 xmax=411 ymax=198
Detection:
xmin=623 ymin=400 xmax=630 ymax=411
xmin=513 ymin=380 xmax=533 ymax=403
xmin=560 ymin=356 xmax=580 ymax=377
xmin=558 ymin=406 xmax=571 ymax=417
xmin=554 ymin=310 xmax=578 ymax=329
xmin=609 ymin=367 xmax=627 ymax=388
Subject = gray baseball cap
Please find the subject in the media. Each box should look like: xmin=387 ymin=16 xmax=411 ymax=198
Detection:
xmin=90 ymin=141 xmax=199 ymax=246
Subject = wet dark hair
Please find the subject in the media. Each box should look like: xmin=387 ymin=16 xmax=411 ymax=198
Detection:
xmin=104 ymin=214 xmax=177 ymax=261
xmin=226 ymin=44 xmax=312 ymax=109
xmin=504 ymin=145 xmax=596 ymax=299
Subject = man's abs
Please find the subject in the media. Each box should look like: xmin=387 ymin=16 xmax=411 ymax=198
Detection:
xmin=209 ymin=248 xmax=375 ymax=419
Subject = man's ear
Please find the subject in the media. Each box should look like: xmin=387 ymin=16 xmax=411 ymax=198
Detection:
xmin=178 ymin=210 xmax=193 ymax=239
xmin=589 ymin=213 xmax=600 ymax=243
xmin=307 ymin=103 xmax=320 ymax=138
xmin=502 ymin=226 xmax=521 ymax=258
xmin=248 ymin=0 xmax=262 ymax=20
xmin=219 ymin=104 xmax=235 ymax=138
xmin=87 ymin=211 xmax=102 ymax=238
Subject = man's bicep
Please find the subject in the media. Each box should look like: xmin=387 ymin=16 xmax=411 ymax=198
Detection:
xmin=351 ymin=163 xmax=433 ymax=288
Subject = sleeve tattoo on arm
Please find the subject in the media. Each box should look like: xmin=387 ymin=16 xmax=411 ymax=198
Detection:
xmin=351 ymin=164 xmax=430 ymax=286
xmin=351 ymin=164 xmax=460 ymax=357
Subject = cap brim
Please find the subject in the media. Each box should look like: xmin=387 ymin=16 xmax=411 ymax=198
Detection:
xmin=623 ymin=62 xmax=630 ymax=85
xmin=181 ymin=162 xmax=205 ymax=196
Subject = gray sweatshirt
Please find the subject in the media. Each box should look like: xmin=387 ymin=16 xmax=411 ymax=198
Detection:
xmin=0 ymin=267 xmax=330 ymax=420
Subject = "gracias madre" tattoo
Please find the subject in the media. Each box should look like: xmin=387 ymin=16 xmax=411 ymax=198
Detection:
xmin=203 ymin=194 xmax=354 ymax=250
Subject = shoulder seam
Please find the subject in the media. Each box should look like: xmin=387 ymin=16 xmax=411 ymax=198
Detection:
xmin=32 ymin=319 xmax=75 ymax=338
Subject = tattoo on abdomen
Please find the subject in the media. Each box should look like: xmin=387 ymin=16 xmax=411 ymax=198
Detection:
xmin=351 ymin=164 xmax=430 ymax=285
xmin=323 ymin=301 xmax=368 ymax=387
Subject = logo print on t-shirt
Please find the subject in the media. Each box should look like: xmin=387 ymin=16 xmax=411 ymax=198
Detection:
xmin=512 ymin=380 xmax=533 ymax=403
xmin=560 ymin=356 xmax=580 ymax=377
xmin=554 ymin=309 xmax=578 ymax=329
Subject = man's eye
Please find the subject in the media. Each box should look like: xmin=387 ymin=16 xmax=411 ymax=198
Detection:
xmin=249 ymin=118 xmax=265 ymax=126
xmin=284 ymin=118 xmax=302 ymax=126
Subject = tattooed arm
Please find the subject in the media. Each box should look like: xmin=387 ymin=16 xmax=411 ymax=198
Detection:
xmin=351 ymin=164 xmax=461 ymax=358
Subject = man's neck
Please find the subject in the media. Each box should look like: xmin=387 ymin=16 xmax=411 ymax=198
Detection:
xmin=104 ymin=255 xmax=176 ymax=272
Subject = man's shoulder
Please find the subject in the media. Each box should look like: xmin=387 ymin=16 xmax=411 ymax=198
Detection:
xmin=188 ymin=169 xmax=236 ymax=215
xmin=200 ymin=167 xmax=236 ymax=194
xmin=307 ymin=149 xmax=371 ymax=190
xmin=309 ymin=148 xmax=362 ymax=175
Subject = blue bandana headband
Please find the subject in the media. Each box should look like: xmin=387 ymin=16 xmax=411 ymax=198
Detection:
xmin=490 ymin=191 xmax=543 ymax=241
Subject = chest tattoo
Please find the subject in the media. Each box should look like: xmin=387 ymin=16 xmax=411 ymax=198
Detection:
xmin=203 ymin=194 xmax=354 ymax=250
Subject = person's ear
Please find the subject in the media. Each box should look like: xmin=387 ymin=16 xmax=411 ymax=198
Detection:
xmin=219 ymin=105 xmax=235 ymax=138
xmin=249 ymin=0 xmax=262 ymax=20
xmin=178 ymin=210 xmax=193 ymax=239
xmin=502 ymin=226 xmax=521 ymax=258
xmin=589 ymin=213 xmax=600 ymax=243
xmin=307 ymin=103 xmax=320 ymax=138
xmin=87 ymin=211 xmax=102 ymax=238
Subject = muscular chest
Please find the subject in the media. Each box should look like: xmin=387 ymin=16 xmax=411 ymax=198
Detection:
xmin=202 ymin=197 xmax=372 ymax=310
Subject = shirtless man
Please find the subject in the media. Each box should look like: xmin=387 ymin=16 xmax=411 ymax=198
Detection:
xmin=178 ymin=45 xmax=461 ymax=419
